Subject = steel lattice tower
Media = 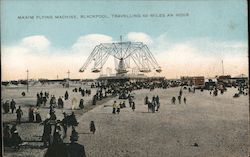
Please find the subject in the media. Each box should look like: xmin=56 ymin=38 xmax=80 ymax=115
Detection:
xmin=79 ymin=37 xmax=162 ymax=75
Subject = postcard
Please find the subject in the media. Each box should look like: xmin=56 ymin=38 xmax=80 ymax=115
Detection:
xmin=1 ymin=0 xmax=248 ymax=157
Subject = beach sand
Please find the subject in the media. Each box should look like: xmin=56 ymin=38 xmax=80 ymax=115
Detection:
xmin=2 ymin=84 xmax=249 ymax=157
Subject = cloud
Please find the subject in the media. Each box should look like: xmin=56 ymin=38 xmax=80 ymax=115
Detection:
xmin=72 ymin=34 xmax=113 ymax=54
xmin=154 ymin=39 xmax=248 ymax=78
xmin=127 ymin=32 xmax=153 ymax=44
xmin=21 ymin=35 xmax=50 ymax=51
xmin=1 ymin=33 xmax=248 ymax=80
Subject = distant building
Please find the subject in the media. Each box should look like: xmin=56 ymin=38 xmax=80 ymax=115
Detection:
xmin=230 ymin=74 xmax=248 ymax=85
xmin=180 ymin=76 xmax=205 ymax=87
xmin=97 ymin=73 xmax=165 ymax=82
xmin=216 ymin=75 xmax=232 ymax=87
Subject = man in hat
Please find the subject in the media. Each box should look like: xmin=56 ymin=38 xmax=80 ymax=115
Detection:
xmin=67 ymin=130 xmax=86 ymax=157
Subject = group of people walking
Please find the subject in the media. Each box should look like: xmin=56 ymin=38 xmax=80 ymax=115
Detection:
xmin=171 ymin=88 xmax=187 ymax=104
xmin=145 ymin=95 xmax=160 ymax=113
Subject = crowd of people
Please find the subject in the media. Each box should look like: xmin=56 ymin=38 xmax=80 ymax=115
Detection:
xmin=2 ymin=79 xmax=248 ymax=156
xmin=3 ymin=123 xmax=22 ymax=150
xmin=144 ymin=95 xmax=160 ymax=113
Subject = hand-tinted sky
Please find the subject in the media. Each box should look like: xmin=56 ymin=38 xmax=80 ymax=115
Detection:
xmin=1 ymin=0 xmax=248 ymax=80
xmin=2 ymin=0 xmax=247 ymax=46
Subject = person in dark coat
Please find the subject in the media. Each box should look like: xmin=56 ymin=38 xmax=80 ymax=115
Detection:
xmin=3 ymin=100 xmax=10 ymax=113
xmin=64 ymin=91 xmax=69 ymax=100
xmin=42 ymin=115 xmax=52 ymax=147
xmin=92 ymin=95 xmax=97 ymax=105
xmin=178 ymin=95 xmax=181 ymax=104
xmin=43 ymin=96 xmax=47 ymax=106
xmin=61 ymin=112 xmax=69 ymax=138
xmin=132 ymin=102 xmax=135 ymax=111
xmin=67 ymin=131 xmax=86 ymax=157
xmin=172 ymin=97 xmax=176 ymax=104
xmin=11 ymin=130 xmax=22 ymax=150
xmin=184 ymin=97 xmax=187 ymax=104
xmin=58 ymin=97 xmax=64 ymax=108
xmin=79 ymin=99 xmax=84 ymax=109
xmin=3 ymin=125 xmax=11 ymax=147
xmin=68 ymin=112 xmax=78 ymax=127
xmin=28 ymin=106 xmax=35 ymax=122
xmin=144 ymin=96 xmax=149 ymax=105
xmin=90 ymin=121 xmax=96 ymax=134
xmin=16 ymin=106 xmax=23 ymax=124
xmin=36 ymin=93 xmax=40 ymax=106
xmin=35 ymin=108 xmax=42 ymax=123
xmin=44 ymin=130 xmax=68 ymax=157
xmin=10 ymin=99 xmax=16 ymax=114
xmin=128 ymin=96 xmax=133 ymax=107
xmin=116 ymin=103 xmax=120 ymax=114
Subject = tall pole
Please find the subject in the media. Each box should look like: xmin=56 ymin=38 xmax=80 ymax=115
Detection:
xmin=120 ymin=35 xmax=122 ymax=57
xmin=67 ymin=70 xmax=70 ymax=88
xmin=221 ymin=60 xmax=224 ymax=76
xmin=67 ymin=70 xmax=70 ymax=79
xmin=26 ymin=69 xmax=29 ymax=93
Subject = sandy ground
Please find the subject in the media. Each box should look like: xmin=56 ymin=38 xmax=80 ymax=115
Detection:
xmin=1 ymin=84 xmax=249 ymax=157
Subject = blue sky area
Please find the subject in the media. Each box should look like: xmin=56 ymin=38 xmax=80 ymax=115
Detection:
xmin=1 ymin=0 xmax=248 ymax=80
xmin=1 ymin=0 xmax=248 ymax=48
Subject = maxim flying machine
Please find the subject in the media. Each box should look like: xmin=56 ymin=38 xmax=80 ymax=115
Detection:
xmin=79 ymin=37 xmax=162 ymax=76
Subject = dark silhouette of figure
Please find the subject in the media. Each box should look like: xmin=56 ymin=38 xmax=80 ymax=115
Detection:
xmin=144 ymin=96 xmax=149 ymax=105
xmin=16 ymin=106 xmax=23 ymax=124
xmin=90 ymin=121 xmax=96 ymax=134
xmin=3 ymin=100 xmax=10 ymax=113
xmin=3 ymin=125 xmax=11 ymax=147
xmin=112 ymin=101 xmax=116 ymax=114
xmin=58 ymin=97 xmax=64 ymax=108
xmin=117 ymin=103 xmax=120 ymax=114
xmin=21 ymin=91 xmax=25 ymax=97
xmin=132 ymin=102 xmax=135 ymax=111
xmin=172 ymin=97 xmax=176 ymax=104
xmin=64 ymin=91 xmax=69 ymax=100
xmin=42 ymin=116 xmax=52 ymax=147
xmin=68 ymin=112 xmax=78 ymax=127
xmin=11 ymin=130 xmax=22 ymax=150
xmin=44 ymin=130 xmax=68 ymax=157
xmin=61 ymin=112 xmax=69 ymax=138
xmin=178 ymin=95 xmax=181 ymax=104
xmin=10 ymin=99 xmax=16 ymax=113
xmin=28 ymin=106 xmax=34 ymax=122
xmin=35 ymin=109 xmax=42 ymax=123
xmin=79 ymin=99 xmax=84 ymax=109
xmin=67 ymin=130 xmax=86 ymax=157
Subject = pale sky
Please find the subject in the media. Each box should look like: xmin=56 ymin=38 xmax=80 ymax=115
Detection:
xmin=1 ymin=0 xmax=248 ymax=81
